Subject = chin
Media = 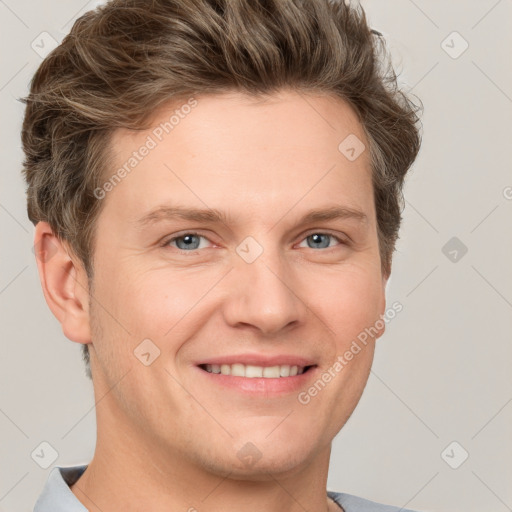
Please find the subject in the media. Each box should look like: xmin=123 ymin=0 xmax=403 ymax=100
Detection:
xmin=214 ymin=450 xmax=315 ymax=481
xmin=200 ymin=432 xmax=321 ymax=480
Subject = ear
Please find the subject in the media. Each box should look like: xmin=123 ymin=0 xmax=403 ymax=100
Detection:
xmin=375 ymin=270 xmax=391 ymax=340
xmin=33 ymin=221 xmax=92 ymax=345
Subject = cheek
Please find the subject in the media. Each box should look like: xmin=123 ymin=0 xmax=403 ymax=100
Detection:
xmin=313 ymin=268 xmax=381 ymax=414
xmin=93 ymin=247 xmax=197 ymax=333
xmin=126 ymin=270 xmax=223 ymax=338
xmin=306 ymin=263 xmax=384 ymax=342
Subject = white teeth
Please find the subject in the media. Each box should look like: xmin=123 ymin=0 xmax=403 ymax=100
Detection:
xmin=203 ymin=363 xmax=308 ymax=378
xmin=245 ymin=365 xmax=263 ymax=378
xmin=262 ymin=366 xmax=280 ymax=378
xmin=279 ymin=365 xmax=290 ymax=377
xmin=231 ymin=363 xmax=245 ymax=377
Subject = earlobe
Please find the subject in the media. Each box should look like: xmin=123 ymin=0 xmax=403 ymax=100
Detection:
xmin=33 ymin=221 xmax=92 ymax=345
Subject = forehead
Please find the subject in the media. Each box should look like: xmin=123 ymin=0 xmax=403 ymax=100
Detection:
xmin=103 ymin=90 xmax=374 ymax=228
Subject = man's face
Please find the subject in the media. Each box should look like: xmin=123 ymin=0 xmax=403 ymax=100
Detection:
xmin=87 ymin=89 xmax=388 ymax=477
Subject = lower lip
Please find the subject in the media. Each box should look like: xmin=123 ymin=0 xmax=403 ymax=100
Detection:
xmin=194 ymin=366 xmax=318 ymax=395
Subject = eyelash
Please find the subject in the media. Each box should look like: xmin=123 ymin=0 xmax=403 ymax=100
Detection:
xmin=160 ymin=231 xmax=349 ymax=254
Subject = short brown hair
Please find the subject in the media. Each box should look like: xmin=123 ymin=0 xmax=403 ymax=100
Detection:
xmin=20 ymin=0 xmax=422 ymax=378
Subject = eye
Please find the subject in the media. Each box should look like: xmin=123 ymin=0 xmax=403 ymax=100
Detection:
xmin=162 ymin=232 xmax=212 ymax=251
xmin=297 ymin=232 xmax=347 ymax=250
xmin=160 ymin=231 xmax=348 ymax=253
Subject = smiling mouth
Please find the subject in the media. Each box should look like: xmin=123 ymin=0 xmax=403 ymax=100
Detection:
xmin=198 ymin=363 xmax=316 ymax=378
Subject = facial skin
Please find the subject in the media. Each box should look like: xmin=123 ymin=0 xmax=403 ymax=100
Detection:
xmin=35 ymin=89 xmax=388 ymax=512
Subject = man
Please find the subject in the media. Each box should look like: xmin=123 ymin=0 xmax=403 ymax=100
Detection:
xmin=21 ymin=0 xmax=422 ymax=510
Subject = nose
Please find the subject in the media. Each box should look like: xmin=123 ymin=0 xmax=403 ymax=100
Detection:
xmin=222 ymin=242 xmax=307 ymax=336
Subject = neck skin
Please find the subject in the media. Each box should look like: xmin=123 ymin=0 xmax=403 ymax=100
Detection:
xmin=69 ymin=381 xmax=344 ymax=512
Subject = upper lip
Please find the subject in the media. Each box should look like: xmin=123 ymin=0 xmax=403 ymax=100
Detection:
xmin=196 ymin=353 xmax=317 ymax=367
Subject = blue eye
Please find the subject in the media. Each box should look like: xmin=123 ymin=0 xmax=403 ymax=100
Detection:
xmin=161 ymin=231 xmax=347 ymax=253
xmin=298 ymin=233 xmax=345 ymax=250
xmin=165 ymin=233 xmax=210 ymax=251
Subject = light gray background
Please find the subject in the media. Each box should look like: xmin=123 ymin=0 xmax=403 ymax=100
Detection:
xmin=1 ymin=1 xmax=511 ymax=511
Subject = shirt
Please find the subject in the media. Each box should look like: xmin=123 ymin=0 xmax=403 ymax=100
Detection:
xmin=34 ymin=465 xmax=420 ymax=512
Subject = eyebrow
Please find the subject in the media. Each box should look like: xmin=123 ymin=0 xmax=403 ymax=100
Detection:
xmin=135 ymin=204 xmax=369 ymax=231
